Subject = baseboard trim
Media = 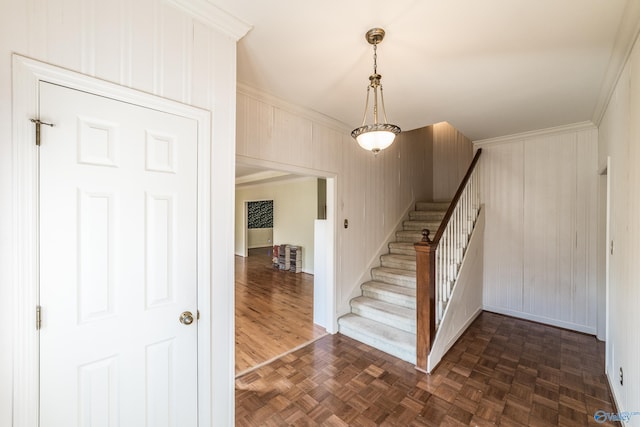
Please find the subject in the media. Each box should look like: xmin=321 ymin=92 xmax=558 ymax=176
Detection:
xmin=482 ymin=306 xmax=597 ymax=335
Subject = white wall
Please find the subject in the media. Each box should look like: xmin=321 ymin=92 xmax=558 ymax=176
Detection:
xmin=433 ymin=122 xmax=473 ymax=201
xmin=235 ymin=178 xmax=318 ymax=273
xmin=598 ymin=29 xmax=640 ymax=423
xmin=237 ymin=86 xmax=434 ymax=319
xmin=248 ymin=228 xmax=273 ymax=248
xmin=0 ymin=0 xmax=246 ymax=425
xmin=475 ymin=124 xmax=599 ymax=334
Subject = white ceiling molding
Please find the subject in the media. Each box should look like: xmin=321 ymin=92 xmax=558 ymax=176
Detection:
xmin=236 ymin=174 xmax=317 ymax=190
xmin=473 ymin=121 xmax=597 ymax=148
xmin=235 ymin=170 xmax=290 ymax=185
xmin=236 ymin=155 xmax=337 ymax=179
xmin=591 ymin=0 xmax=640 ymax=126
xmin=238 ymin=82 xmax=351 ymax=134
xmin=165 ymin=0 xmax=252 ymax=41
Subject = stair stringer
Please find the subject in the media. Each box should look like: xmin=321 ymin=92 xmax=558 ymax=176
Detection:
xmin=427 ymin=206 xmax=485 ymax=373
xmin=338 ymin=199 xmax=417 ymax=316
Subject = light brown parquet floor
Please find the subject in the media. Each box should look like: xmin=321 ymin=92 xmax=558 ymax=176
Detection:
xmin=236 ymin=311 xmax=620 ymax=426
xmin=236 ymin=247 xmax=327 ymax=375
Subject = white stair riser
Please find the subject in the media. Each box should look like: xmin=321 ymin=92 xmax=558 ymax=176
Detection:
xmin=338 ymin=318 xmax=416 ymax=364
xmin=402 ymin=221 xmax=442 ymax=231
xmin=415 ymin=202 xmax=450 ymax=211
xmin=351 ymin=303 xmax=415 ymax=333
xmin=380 ymin=256 xmax=416 ymax=271
xmin=409 ymin=211 xmax=446 ymax=221
xmin=361 ymin=285 xmax=416 ymax=309
xmin=388 ymin=243 xmax=416 ymax=256
xmin=395 ymin=231 xmax=424 ymax=243
xmin=371 ymin=269 xmax=415 ymax=287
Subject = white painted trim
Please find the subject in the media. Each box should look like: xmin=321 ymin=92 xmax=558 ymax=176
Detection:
xmin=236 ymin=170 xmax=291 ymax=186
xmin=592 ymin=0 xmax=640 ymax=127
xmin=605 ymin=157 xmax=612 ymax=362
xmin=482 ymin=306 xmax=597 ymax=336
xmin=236 ymin=154 xmax=338 ymax=179
xmin=236 ymin=174 xmax=318 ymax=190
xmin=605 ymin=370 xmax=625 ymax=426
xmin=165 ymin=0 xmax=252 ymax=41
xmin=11 ymin=54 xmax=212 ymax=426
xmin=325 ymin=177 xmax=338 ymax=333
xmin=237 ymin=83 xmax=352 ymax=134
xmin=473 ymin=121 xmax=596 ymax=148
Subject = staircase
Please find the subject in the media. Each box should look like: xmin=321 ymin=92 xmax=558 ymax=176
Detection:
xmin=338 ymin=201 xmax=450 ymax=364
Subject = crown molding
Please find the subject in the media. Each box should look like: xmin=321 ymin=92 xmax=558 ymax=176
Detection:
xmin=473 ymin=121 xmax=597 ymax=148
xmin=235 ymin=170 xmax=290 ymax=186
xmin=591 ymin=0 xmax=640 ymax=126
xmin=237 ymin=82 xmax=352 ymax=134
xmin=236 ymin=174 xmax=317 ymax=190
xmin=165 ymin=0 xmax=252 ymax=41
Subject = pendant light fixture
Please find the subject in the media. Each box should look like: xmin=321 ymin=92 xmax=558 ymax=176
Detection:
xmin=351 ymin=28 xmax=401 ymax=154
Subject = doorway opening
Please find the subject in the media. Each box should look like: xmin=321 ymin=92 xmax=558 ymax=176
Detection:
xmin=234 ymin=160 xmax=335 ymax=376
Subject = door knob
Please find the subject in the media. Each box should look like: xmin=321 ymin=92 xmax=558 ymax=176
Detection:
xmin=179 ymin=311 xmax=194 ymax=325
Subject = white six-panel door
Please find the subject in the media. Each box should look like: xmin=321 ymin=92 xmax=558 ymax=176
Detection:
xmin=39 ymin=81 xmax=199 ymax=427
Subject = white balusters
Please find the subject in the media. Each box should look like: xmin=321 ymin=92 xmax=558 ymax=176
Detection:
xmin=433 ymin=159 xmax=481 ymax=328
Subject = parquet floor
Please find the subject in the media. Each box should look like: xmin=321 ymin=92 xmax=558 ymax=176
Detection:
xmin=236 ymin=311 xmax=619 ymax=426
xmin=236 ymin=247 xmax=327 ymax=375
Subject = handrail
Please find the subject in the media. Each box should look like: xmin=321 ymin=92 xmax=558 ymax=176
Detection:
xmin=431 ymin=148 xmax=482 ymax=246
xmin=414 ymin=148 xmax=483 ymax=372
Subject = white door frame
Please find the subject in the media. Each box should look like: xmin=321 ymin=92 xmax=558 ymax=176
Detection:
xmin=11 ymin=54 xmax=212 ymax=426
xmin=605 ymin=156 xmax=612 ymax=369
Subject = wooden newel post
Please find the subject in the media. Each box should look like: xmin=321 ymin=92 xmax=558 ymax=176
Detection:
xmin=415 ymin=229 xmax=436 ymax=372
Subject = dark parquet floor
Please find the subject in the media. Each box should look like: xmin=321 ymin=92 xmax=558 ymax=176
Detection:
xmin=236 ymin=311 xmax=619 ymax=426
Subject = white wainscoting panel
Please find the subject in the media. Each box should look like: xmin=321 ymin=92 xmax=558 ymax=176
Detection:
xmin=480 ymin=141 xmax=525 ymax=312
xmin=523 ymin=133 xmax=577 ymax=324
xmin=433 ymin=122 xmax=473 ymax=201
xmin=477 ymin=125 xmax=598 ymax=334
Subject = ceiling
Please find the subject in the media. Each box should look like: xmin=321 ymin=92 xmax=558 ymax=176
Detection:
xmin=213 ymin=0 xmax=635 ymax=144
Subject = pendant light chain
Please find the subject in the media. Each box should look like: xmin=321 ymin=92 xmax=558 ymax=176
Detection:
xmin=373 ymin=43 xmax=378 ymax=75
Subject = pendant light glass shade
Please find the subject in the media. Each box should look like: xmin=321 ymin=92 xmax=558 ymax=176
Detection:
xmin=352 ymin=124 xmax=399 ymax=153
xmin=351 ymin=28 xmax=400 ymax=154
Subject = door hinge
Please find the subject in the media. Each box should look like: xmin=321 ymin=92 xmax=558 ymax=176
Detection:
xmin=29 ymin=118 xmax=54 ymax=146
xmin=610 ymin=240 xmax=614 ymax=255
xmin=36 ymin=305 xmax=42 ymax=330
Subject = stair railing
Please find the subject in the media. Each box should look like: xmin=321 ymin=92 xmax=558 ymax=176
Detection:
xmin=414 ymin=148 xmax=482 ymax=371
